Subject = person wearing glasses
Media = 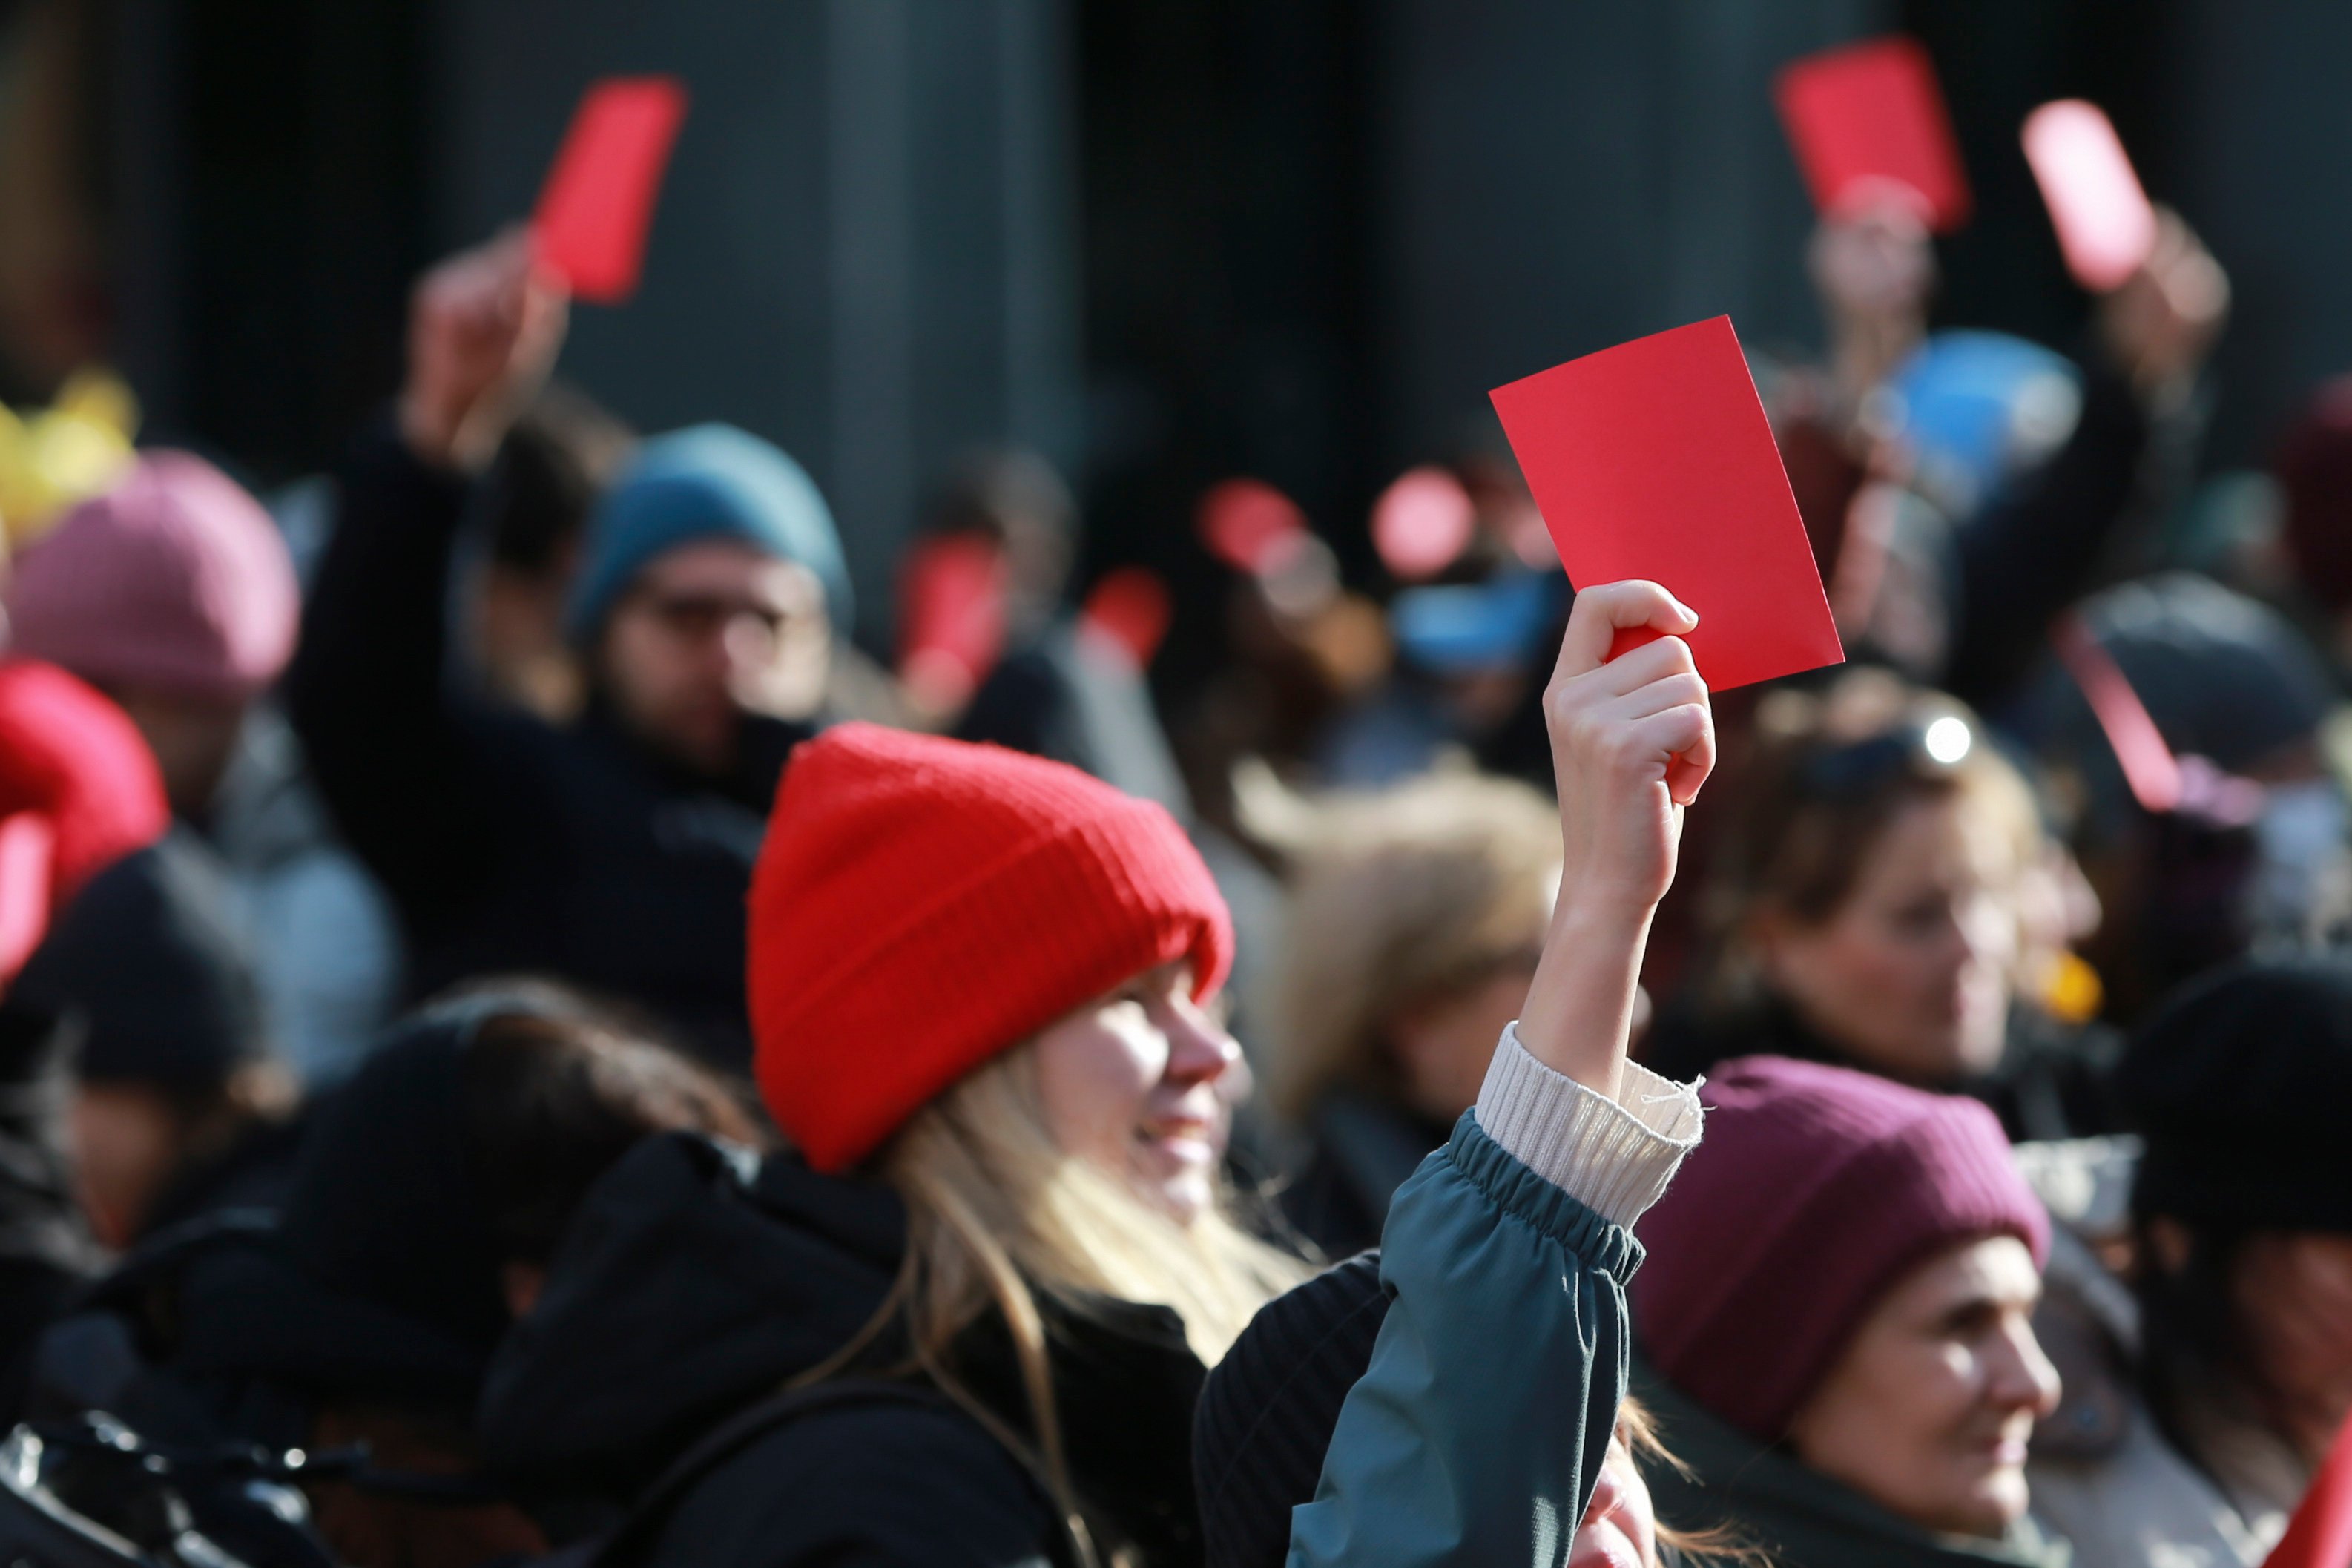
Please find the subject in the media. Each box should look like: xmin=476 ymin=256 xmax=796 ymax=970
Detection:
xmin=1646 ymin=668 xmax=2119 ymax=1143
xmin=290 ymin=234 xmax=849 ymax=1070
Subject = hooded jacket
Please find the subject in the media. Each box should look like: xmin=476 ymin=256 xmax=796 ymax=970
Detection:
xmin=289 ymin=423 xmax=811 ymax=1070
xmin=478 ymin=1131 xmax=1208 ymax=1567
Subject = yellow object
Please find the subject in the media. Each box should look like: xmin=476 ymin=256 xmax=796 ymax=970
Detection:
xmin=2037 ymin=949 xmax=2105 ymax=1026
xmin=0 ymin=367 xmax=139 ymax=550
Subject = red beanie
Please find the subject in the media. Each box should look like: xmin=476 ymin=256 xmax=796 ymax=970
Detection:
xmin=0 ymin=661 xmax=171 ymax=985
xmin=1632 ymin=1055 xmax=2049 ymax=1442
xmin=0 ymin=662 xmax=169 ymax=903
xmin=748 ymin=723 xmax=1233 ymax=1173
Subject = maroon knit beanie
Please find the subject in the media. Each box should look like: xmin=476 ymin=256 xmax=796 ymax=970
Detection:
xmin=748 ymin=723 xmax=1233 ymax=1173
xmin=5 ymin=451 xmax=297 ymax=703
xmin=1631 ymin=1055 xmax=2049 ymax=1442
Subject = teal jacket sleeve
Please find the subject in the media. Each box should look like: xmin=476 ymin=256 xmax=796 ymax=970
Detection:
xmin=1288 ymin=1033 xmax=1702 ymax=1567
xmin=1285 ymin=1117 xmax=1638 ymax=1564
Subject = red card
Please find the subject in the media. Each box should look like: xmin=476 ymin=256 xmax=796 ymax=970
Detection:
xmin=532 ymin=76 xmax=691 ymax=304
xmin=1489 ymin=317 xmax=1842 ymax=691
xmin=897 ymin=534 xmax=1009 ymax=710
xmin=1774 ymin=36 xmax=1971 ymax=234
xmin=2264 ymin=1403 xmax=2352 ymax=1568
xmin=2023 ymin=99 xmax=2156 ymax=292
xmin=1080 ymin=567 xmax=1173 ymax=671
xmin=1197 ymin=478 xmax=1308 ymax=577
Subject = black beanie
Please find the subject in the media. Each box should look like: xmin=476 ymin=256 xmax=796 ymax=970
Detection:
xmin=171 ymin=998 xmax=527 ymax=1407
xmin=2119 ymin=955 xmax=2352 ymax=1234
xmin=13 ymin=828 xmax=266 ymax=1093
xmin=1193 ymin=1253 xmax=1390 ymax=1568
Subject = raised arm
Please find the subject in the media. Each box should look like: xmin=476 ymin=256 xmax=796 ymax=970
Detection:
xmin=1288 ymin=582 xmax=1713 ymax=1567
xmin=286 ymin=235 xmax=567 ymax=930
xmin=1944 ymin=210 xmax=2227 ymax=710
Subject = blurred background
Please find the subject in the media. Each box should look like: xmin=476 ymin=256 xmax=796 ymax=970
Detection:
xmin=0 ymin=0 xmax=2342 ymax=642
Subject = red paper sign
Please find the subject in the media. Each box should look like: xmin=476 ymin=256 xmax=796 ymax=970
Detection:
xmin=1197 ymin=478 xmax=1309 ymax=577
xmin=1489 ymin=317 xmax=1842 ymax=691
xmin=532 ymin=76 xmax=691 ymax=304
xmin=897 ymin=534 xmax=1009 ymax=710
xmin=2264 ymin=1403 xmax=2352 ymax=1568
xmin=1773 ymin=36 xmax=1971 ymax=234
xmin=1081 ymin=567 xmax=1174 ymax=671
xmin=2023 ymin=99 xmax=2156 ymax=292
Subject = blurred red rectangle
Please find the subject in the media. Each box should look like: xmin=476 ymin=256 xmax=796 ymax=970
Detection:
xmin=1774 ymin=36 xmax=1971 ymax=233
xmin=533 ymin=76 xmax=691 ymax=304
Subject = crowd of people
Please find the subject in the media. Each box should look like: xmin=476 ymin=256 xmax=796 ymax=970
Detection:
xmin=0 ymin=156 xmax=2346 ymax=1568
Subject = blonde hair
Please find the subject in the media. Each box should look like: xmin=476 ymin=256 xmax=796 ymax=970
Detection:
xmin=800 ymin=1044 xmax=1302 ymax=1564
xmin=1262 ymin=771 xmax=1561 ymax=1122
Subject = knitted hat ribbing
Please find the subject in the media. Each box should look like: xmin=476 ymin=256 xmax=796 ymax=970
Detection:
xmin=1632 ymin=1054 xmax=2048 ymax=1442
xmin=748 ymin=723 xmax=1232 ymax=1172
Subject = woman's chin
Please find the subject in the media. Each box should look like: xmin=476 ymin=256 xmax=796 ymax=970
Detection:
xmin=1128 ymin=1154 xmax=1214 ymax=1225
xmin=1568 ymin=1521 xmax=1648 ymax=1568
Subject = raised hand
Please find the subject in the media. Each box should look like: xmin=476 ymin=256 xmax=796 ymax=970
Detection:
xmin=398 ymin=229 xmax=570 ymax=472
xmin=1544 ymin=581 xmax=1716 ymax=915
xmin=2099 ymin=207 xmax=2229 ymax=404
xmin=1518 ymin=581 xmax=1716 ymax=1094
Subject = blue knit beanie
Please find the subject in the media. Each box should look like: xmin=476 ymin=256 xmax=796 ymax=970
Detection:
xmin=564 ymin=424 xmax=852 ymax=645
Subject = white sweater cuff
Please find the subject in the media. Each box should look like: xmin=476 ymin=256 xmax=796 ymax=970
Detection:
xmin=1472 ymin=1022 xmax=1704 ymax=1228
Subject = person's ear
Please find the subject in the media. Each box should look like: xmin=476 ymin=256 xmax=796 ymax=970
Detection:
xmin=501 ymin=1261 xmax=547 ymax=1319
xmin=2144 ymin=1216 xmax=2194 ymax=1277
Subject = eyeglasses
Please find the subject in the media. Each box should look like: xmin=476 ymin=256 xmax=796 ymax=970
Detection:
xmin=622 ymin=588 xmax=793 ymax=643
xmin=1799 ymin=713 xmax=1974 ymax=797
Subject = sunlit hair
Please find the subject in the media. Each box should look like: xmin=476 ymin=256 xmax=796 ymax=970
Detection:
xmin=1621 ymin=1397 xmax=1770 ymax=1564
xmin=1260 ymin=770 xmax=1561 ymax=1123
xmin=798 ymin=1041 xmax=1304 ymax=1567
xmin=1700 ymin=668 xmax=2042 ymax=1011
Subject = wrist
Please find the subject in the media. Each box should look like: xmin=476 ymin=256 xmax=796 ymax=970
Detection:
xmin=397 ymin=390 xmax=464 ymax=472
xmin=1516 ymin=901 xmax=1653 ymax=1096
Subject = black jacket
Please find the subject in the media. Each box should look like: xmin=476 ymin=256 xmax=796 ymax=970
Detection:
xmin=286 ymin=423 xmax=810 ymax=1070
xmin=0 ymin=1004 xmax=99 ymax=1419
xmin=1641 ymin=994 xmax=2124 ymax=1144
xmin=1276 ymin=1092 xmax=1451 ymax=1262
xmin=481 ymin=1133 xmax=1210 ymax=1568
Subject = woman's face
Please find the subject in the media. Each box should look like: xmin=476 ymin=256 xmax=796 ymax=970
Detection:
xmin=1032 ymin=962 xmax=1241 ymax=1225
xmin=1788 ymin=1235 xmax=2059 ymax=1539
xmin=1762 ymin=793 xmax=2018 ymax=1085
xmin=1388 ymin=956 xmax=1544 ymax=1125
xmin=1571 ymin=1432 xmax=1658 ymax=1568
xmin=2230 ymin=1230 xmax=2352 ymax=1460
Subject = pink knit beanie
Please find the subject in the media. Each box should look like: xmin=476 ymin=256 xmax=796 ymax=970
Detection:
xmin=1631 ymin=1055 xmax=2049 ymax=1441
xmin=5 ymin=452 xmax=297 ymax=703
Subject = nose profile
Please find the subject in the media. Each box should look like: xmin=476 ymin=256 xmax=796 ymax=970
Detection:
xmin=1164 ymin=996 xmax=1243 ymax=1088
xmin=1990 ymin=1317 xmax=2063 ymax=1420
